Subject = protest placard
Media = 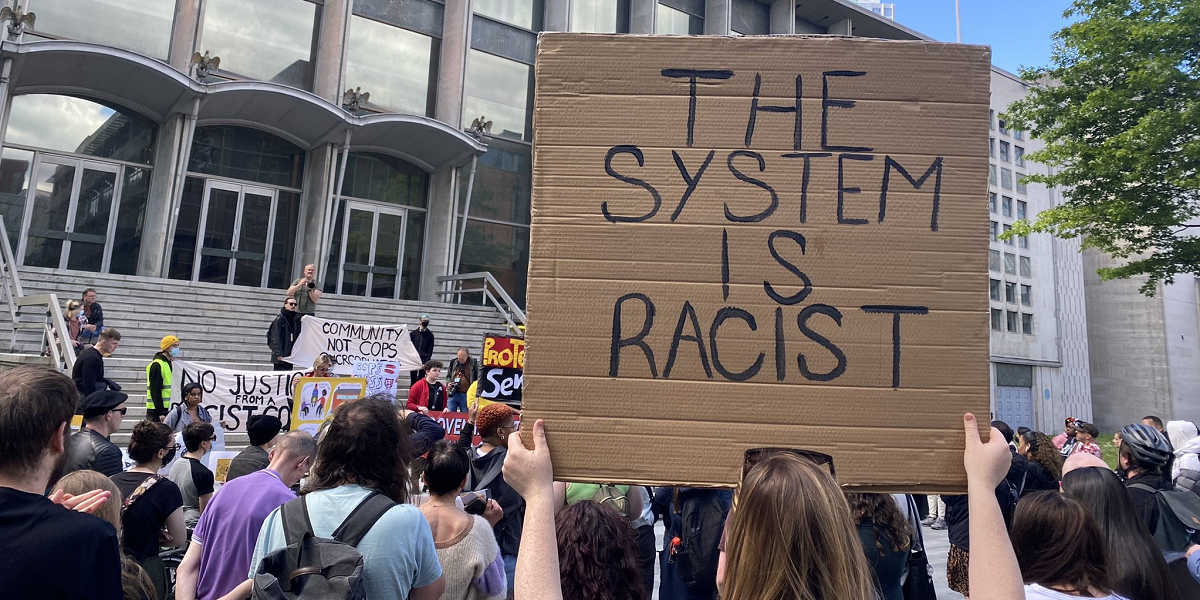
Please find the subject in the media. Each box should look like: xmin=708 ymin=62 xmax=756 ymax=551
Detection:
xmin=286 ymin=315 xmax=424 ymax=375
xmin=479 ymin=334 xmax=524 ymax=405
xmin=353 ymin=359 xmax=404 ymax=400
xmin=291 ymin=377 xmax=367 ymax=437
xmin=521 ymin=34 xmax=992 ymax=491
xmin=171 ymin=361 xmax=303 ymax=432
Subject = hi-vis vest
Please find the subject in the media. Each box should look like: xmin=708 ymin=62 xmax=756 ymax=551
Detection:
xmin=145 ymin=357 xmax=172 ymax=410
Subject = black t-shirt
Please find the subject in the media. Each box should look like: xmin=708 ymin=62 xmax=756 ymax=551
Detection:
xmin=111 ymin=472 xmax=183 ymax=561
xmin=0 ymin=487 xmax=122 ymax=599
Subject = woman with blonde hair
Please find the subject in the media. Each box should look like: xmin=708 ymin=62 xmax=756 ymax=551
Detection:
xmin=64 ymin=299 xmax=83 ymax=351
xmin=52 ymin=471 xmax=158 ymax=600
xmin=720 ymin=452 xmax=876 ymax=600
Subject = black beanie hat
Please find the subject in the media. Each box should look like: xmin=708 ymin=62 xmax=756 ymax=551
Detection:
xmin=247 ymin=414 xmax=282 ymax=447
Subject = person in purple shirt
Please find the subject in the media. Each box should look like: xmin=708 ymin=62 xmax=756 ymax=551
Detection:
xmin=174 ymin=431 xmax=316 ymax=600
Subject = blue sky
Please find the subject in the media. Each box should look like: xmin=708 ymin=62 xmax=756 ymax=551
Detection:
xmin=885 ymin=0 xmax=1075 ymax=74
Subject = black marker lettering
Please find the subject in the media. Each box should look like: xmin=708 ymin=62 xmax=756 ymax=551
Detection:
xmin=860 ymin=305 xmax=929 ymax=388
xmin=610 ymin=293 xmax=658 ymax=378
xmin=878 ymin=155 xmax=944 ymax=231
xmin=797 ymin=304 xmax=847 ymax=382
xmin=660 ymin=68 xmax=735 ymax=147
xmin=725 ymin=150 xmax=778 ymax=223
xmin=837 ymin=153 xmax=874 ymax=225
xmin=709 ymin=307 xmax=765 ymax=382
xmin=780 ymin=152 xmax=832 ymax=223
xmin=663 ymin=301 xmax=712 ymax=379
xmin=745 ymin=73 xmax=802 ymax=150
xmin=763 ymin=230 xmax=813 ymax=305
xmin=602 ymin=145 xmax=662 ymax=223
xmin=821 ymin=71 xmax=873 ymax=152
xmin=721 ymin=228 xmax=731 ymax=301
xmin=671 ymin=150 xmax=716 ymax=221
xmin=774 ymin=307 xmax=786 ymax=382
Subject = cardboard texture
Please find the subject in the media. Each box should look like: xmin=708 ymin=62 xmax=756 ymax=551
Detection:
xmin=525 ymin=34 xmax=992 ymax=492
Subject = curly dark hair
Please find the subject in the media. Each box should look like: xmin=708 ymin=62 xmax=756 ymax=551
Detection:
xmin=128 ymin=420 xmax=172 ymax=464
xmin=1020 ymin=430 xmax=1063 ymax=480
xmin=844 ymin=493 xmax=911 ymax=555
xmin=304 ymin=396 xmax=412 ymax=503
xmin=555 ymin=501 xmax=647 ymax=600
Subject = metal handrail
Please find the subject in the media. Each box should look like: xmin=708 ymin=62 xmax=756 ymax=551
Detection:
xmin=436 ymin=272 xmax=526 ymax=335
xmin=14 ymin=293 xmax=77 ymax=371
xmin=0 ymin=216 xmax=24 ymax=351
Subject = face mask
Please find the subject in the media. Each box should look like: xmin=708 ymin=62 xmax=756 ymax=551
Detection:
xmin=162 ymin=445 xmax=177 ymax=466
xmin=169 ymin=347 xmax=182 ymax=358
xmin=421 ymin=321 xmax=430 ymax=328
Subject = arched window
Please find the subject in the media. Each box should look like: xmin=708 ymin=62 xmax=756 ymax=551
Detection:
xmin=0 ymin=94 xmax=156 ymax=274
xmin=169 ymin=125 xmax=305 ymax=288
xmin=324 ymin=152 xmax=428 ymax=300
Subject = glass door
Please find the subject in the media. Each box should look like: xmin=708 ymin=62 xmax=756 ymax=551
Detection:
xmin=193 ymin=180 xmax=277 ymax=286
xmin=336 ymin=201 xmax=407 ymax=299
xmin=19 ymin=155 xmax=120 ymax=271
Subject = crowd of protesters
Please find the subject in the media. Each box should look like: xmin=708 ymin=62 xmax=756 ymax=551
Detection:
xmin=11 ymin=282 xmax=1200 ymax=600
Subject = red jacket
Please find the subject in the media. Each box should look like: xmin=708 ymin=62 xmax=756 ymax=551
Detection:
xmin=407 ymin=378 xmax=447 ymax=412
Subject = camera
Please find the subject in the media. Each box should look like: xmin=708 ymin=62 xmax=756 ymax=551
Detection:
xmin=307 ymin=281 xmax=315 ymax=289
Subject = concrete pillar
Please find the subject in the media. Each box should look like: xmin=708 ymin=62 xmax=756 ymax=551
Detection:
xmin=630 ymin=0 xmax=656 ymax=33
xmin=544 ymin=0 xmax=569 ymax=32
xmin=435 ymin=0 xmax=472 ymax=128
xmin=297 ymin=145 xmax=336 ymax=278
xmin=769 ymin=0 xmax=794 ymax=34
xmin=312 ymin=0 xmax=350 ymax=103
xmin=137 ymin=116 xmax=187 ymax=276
xmin=168 ymin=0 xmax=201 ymax=72
xmin=827 ymin=17 xmax=852 ymax=35
xmin=419 ymin=168 xmax=457 ymax=301
xmin=704 ymin=0 xmax=730 ymax=34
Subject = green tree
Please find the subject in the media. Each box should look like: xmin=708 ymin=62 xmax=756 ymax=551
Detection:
xmin=1002 ymin=0 xmax=1198 ymax=295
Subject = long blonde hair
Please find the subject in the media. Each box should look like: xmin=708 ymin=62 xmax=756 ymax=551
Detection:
xmin=722 ymin=453 xmax=876 ymax=600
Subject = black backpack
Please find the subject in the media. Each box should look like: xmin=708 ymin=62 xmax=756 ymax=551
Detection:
xmin=672 ymin=488 xmax=729 ymax=595
xmin=1128 ymin=483 xmax=1200 ymax=552
xmin=252 ymin=492 xmax=394 ymax=600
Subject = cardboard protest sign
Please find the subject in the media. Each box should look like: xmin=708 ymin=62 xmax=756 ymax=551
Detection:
xmin=522 ymin=34 xmax=992 ymax=491
xmin=479 ymin=334 xmax=525 ymax=405
xmin=353 ymin=359 xmax=404 ymax=400
xmin=291 ymin=377 xmax=366 ymax=437
xmin=171 ymin=361 xmax=303 ymax=432
xmin=286 ymin=315 xmax=423 ymax=375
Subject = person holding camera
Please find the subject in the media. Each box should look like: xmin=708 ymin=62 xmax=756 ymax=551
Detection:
xmin=286 ymin=263 xmax=322 ymax=319
xmin=418 ymin=440 xmax=507 ymax=600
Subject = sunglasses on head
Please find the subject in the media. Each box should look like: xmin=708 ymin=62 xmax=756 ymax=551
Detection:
xmin=742 ymin=447 xmax=836 ymax=479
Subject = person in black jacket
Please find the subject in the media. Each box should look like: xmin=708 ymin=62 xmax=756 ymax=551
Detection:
xmin=456 ymin=403 xmax=522 ymax=596
xmin=71 ymin=328 xmax=121 ymax=397
xmin=266 ymin=297 xmax=301 ymax=371
xmin=410 ymin=314 xmax=435 ymax=385
xmin=1119 ymin=423 xmax=1174 ymax=537
xmin=78 ymin=287 xmax=104 ymax=345
xmin=1017 ymin=430 xmax=1063 ymax=493
xmin=64 ymin=390 xmax=127 ymax=477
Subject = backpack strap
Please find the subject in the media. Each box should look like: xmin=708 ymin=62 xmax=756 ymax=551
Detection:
xmin=121 ymin=475 xmax=162 ymax=514
xmin=280 ymin=496 xmax=316 ymax=548
xmin=1129 ymin=483 xmax=1159 ymax=494
xmin=469 ymin=448 xmax=507 ymax=492
xmin=331 ymin=492 xmax=396 ymax=548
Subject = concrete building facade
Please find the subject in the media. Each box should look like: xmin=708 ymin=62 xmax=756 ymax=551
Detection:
xmin=1085 ymin=247 xmax=1200 ymax=431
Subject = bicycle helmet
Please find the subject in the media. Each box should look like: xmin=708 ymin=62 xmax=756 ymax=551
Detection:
xmin=1120 ymin=423 xmax=1173 ymax=468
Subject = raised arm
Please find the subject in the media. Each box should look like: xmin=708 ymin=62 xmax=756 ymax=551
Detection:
xmin=963 ymin=413 xmax=1024 ymax=600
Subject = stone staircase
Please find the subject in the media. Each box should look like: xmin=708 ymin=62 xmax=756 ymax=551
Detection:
xmin=1 ymin=266 xmax=512 ymax=449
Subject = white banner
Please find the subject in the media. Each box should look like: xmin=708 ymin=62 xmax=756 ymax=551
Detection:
xmin=284 ymin=315 xmax=424 ymax=375
xmin=170 ymin=360 xmax=304 ymax=432
xmin=352 ymin=359 xmax=404 ymax=401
